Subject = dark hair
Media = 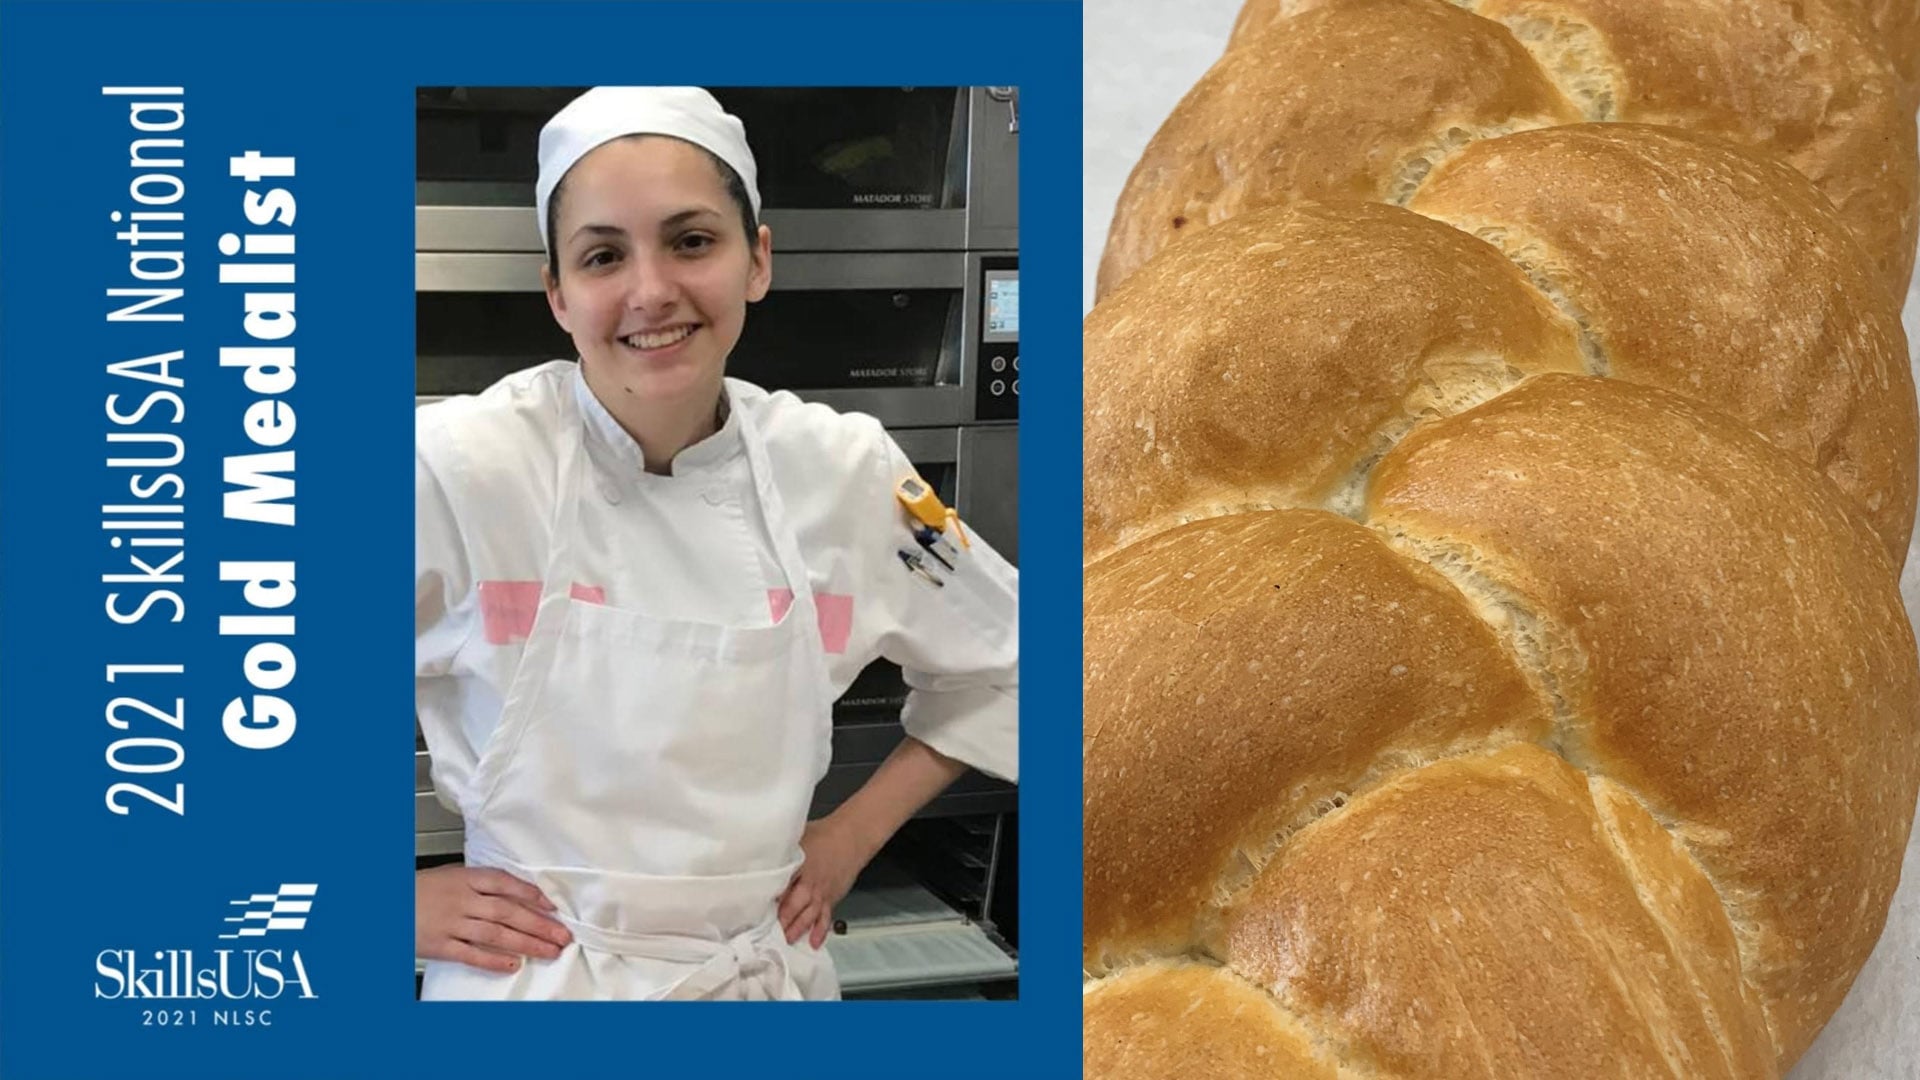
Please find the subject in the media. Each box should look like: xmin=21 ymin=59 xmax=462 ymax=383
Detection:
xmin=545 ymin=135 xmax=759 ymax=283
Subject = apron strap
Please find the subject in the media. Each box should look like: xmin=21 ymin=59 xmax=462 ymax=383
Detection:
xmin=462 ymin=373 xmax=595 ymax=818
xmin=731 ymin=378 xmax=835 ymax=712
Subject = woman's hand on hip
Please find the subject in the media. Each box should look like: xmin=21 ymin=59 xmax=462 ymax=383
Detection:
xmin=416 ymin=864 xmax=573 ymax=974
xmin=777 ymin=738 xmax=968 ymax=949
xmin=778 ymin=815 xmax=878 ymax=949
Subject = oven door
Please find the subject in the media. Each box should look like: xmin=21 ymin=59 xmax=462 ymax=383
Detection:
xmin=417 ymin=250 xmax=999 ymax=428
xmin=415 ymin=86 xmax=1015 ymax=254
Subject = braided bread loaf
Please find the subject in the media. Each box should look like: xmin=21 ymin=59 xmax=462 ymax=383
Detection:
xmin=1082 ymin=1 xmax=1920 ymax=1075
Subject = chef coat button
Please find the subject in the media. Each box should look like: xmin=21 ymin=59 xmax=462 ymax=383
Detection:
xmin=702 ymin=488 xmax=726 ymax=506
xmin=601 ymin=484 xmax=622 ymax=505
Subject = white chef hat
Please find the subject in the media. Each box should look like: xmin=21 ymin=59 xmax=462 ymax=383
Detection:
xmin=535 ymin=86 xmax=761 ymax=254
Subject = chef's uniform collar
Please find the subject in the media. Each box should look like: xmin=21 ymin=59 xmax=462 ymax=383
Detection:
xmin=572 ymin=364 xmax=742 ymax=480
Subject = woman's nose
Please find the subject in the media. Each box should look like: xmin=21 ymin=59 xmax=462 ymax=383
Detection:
xmin=622 ymin=252 xmax=680 ymax=312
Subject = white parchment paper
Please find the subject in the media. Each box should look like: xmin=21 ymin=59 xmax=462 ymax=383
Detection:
xmin=1083 ymin=1 xmax=1920 ymax=1072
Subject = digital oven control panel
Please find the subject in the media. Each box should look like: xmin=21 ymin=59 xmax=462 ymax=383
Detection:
xmin=974 ymin=255 xmax=1018 ymax=421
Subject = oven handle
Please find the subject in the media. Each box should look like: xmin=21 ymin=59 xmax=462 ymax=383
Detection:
xmin=986 ymin=86 xmax=1018 ymax=134
xmin=415 ymin=251 xmax=968 ymax=293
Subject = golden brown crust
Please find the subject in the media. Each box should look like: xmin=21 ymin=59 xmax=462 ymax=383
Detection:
xmin=1195 ymin=0 xmax=1919 ymax=301
xmin=1084 ymin=201 xmax=1585 ymax=561
xmin=1096 ymin=0 xmax=1579 ymax=298
xmin=1407 ymin=122 xmax=1918 ymax=556
xmin=1086 ymin=1 xmax=1920 ymax=1072
xmin=1084 ymin=963 xmax=1342 ymax=1080
xmin=1081 ymin=198 xmax=1920 ymax=1070
xmin=1227 ymin=744 xmax=1779 ymax=1079
xmin=1840 ymin=0 xmax=1920 ymax=93
xmin=1084 ymin=509 xmax=1553 ymax=971
xmin=1367 ymin=374 xmax=1920 ymax=1062
xmin=1465 ymin=0 xmax=1918 ymax=300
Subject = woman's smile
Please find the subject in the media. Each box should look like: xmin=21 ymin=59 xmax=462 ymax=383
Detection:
xmin=619 ymin=323 xmax=701 ymax=355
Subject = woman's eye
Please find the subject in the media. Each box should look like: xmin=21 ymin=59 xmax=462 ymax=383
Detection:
xmin=676 ymin=233 xmax=715 ymax=254
xmin=581 ymin=249 xmax=620 ymax=269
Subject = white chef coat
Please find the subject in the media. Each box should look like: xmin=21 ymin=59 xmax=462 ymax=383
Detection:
xmin=413 ymin=361 xmax=1018 ymax=996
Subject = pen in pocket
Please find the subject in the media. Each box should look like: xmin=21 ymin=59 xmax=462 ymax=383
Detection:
xmin=897 ymin=548 xmax=945 ymax=587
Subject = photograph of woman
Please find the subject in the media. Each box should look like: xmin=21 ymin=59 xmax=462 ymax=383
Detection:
xmin=412 ymin=86 xmax=1020 ymax=1001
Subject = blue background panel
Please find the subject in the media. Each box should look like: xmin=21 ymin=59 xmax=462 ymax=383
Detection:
xmin=0 ymin=2 xmax=1083 ymax=1076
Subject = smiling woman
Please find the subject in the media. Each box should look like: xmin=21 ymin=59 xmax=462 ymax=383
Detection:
xmin=412 ymin=87 xmax=1020 ymax=1002
xmin=541 ymin=132 xmax=770 ymax=465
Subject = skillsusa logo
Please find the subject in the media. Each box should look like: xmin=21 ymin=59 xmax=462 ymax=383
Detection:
xmin=95 ymin=883 xmax=319 ymax=1001
xmin=219 ymin=882 xmax=316 ymax=939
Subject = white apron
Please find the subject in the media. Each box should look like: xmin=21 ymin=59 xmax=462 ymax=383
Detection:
xmin=420 ymin=386 xmax=838 ymax=1001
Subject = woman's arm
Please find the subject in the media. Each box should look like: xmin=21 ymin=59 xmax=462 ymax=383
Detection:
xmin=867 ymin=426 xmax=1021 ymax=783
xmin=772 ymin=418 xmax=1020 ymax=948
xmin=776 ymin=735 xmax=967 ymax=947
xmin=416 ymin=441 xmax=570 ymax=972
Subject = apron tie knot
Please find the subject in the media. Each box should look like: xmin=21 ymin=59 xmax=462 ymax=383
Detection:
xmin=729 ymin=932 xmax=773 ymax=993
xmin=673 ymin=918 xmax=793 ymax=1001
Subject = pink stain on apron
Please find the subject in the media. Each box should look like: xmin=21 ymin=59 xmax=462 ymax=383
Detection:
xmin=767 ymin=588 xmax=853 ymax=654
xmin=478 ymin=580 xmax=606 ymax=645
xmin=481 ymin=582 xmax=845 ymax=651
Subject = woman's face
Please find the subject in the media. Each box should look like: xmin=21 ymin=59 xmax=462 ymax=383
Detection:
xmin=543 ymin=135 xmax=771 ymax=405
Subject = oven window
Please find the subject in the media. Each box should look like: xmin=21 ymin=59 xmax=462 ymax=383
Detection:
xmin=835 ymin=659 xmax=911 ymax=724
xmin=416 ymin=87 xmax=578 ymax=203
xmin=732 ymin=288 xmax=956 ymax=390
xmin=719 ymin=88 xmax=963 ymax=209
xmin=417 ymin=87 xmax=966 ymax=211
xmin=417 ymin=293 xmax=573 ymax=398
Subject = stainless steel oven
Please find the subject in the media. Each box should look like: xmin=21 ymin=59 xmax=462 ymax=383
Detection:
xmin=414 ymin=85 xmax=1019 ymax=998
xmin=417 ymin=86 xmax=1017 ymax=252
